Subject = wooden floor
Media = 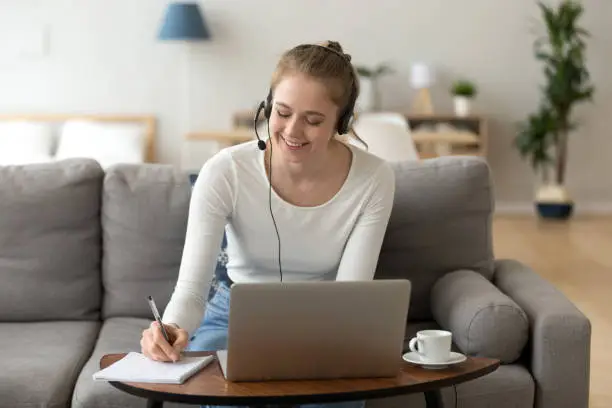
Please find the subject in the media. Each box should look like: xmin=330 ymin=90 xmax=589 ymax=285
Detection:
xmin=492 ymin=215 xmax=612 ymax=408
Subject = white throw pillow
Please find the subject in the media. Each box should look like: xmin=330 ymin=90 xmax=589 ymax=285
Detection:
xmin=0 ymin=121 xmax=54 ymax=165
xmin=55 ymin=120 xmax=146 ymax=169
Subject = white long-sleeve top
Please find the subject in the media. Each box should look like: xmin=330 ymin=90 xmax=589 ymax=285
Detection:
xmin=162 ymin=140 xmax=396 ymax=336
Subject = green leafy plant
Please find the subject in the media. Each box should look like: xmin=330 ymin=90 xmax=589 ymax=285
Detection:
xmin=451 ymin=80 xmax=477 ymax=98
xmin=514 ymin=0 xmax=594 ymax=186
xmin=354 ymin=63 xmax=393 ymax=79
xmin=515 ymin=105 xmax=558 ymax=183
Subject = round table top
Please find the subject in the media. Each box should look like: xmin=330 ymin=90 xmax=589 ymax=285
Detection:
xmin=100 ymin=352 xmax=499 ymax=406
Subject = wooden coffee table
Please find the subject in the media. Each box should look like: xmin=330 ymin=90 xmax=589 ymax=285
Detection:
xmin=100 ymin=352 xmax=499 ymax=408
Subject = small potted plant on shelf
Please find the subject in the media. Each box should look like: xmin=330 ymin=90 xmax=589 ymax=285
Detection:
xmin=354 ymin=63 xmax=393 ymax=111
xmin=513 ymin=0 xmax=594 ymax=220
xmin=451 ymin=79 xmax=477 ymax=117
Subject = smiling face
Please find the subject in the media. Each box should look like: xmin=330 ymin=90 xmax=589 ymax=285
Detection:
xmin=268 ymin=73 xmax=341 ymax=164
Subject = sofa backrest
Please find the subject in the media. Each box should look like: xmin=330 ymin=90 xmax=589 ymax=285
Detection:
xmin=101 ymin=163 xmax=191 ymax=319
xmin=375 ymin=156 xmax=495 ymax=320
xmin=0 ymin=155 xmax=495 ymax=324
xmin=0 ymin=158 xmax=103 ymax=321
xmin=100 ymin=156 xmax=495 ymax=322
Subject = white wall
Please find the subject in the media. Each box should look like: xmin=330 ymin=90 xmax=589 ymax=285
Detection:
xmin=0 ymin=0 xmax=610 ymax=211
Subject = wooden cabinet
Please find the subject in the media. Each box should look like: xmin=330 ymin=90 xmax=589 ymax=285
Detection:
xmin=404 ymin=114 xmax=488 ymax=159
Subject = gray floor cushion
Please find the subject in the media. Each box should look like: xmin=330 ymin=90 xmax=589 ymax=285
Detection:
xmin=72 ymin=317 xmax=191 ymax=408
xmin=0 ymin=321 xmax=100 ymax=408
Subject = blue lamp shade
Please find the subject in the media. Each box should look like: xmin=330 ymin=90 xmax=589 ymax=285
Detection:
xmin=158 ymin=2 xmax=211 ymax=40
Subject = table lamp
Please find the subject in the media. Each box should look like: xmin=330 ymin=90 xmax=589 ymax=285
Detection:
xmin=410 ymin=63 xmax=435 ymax=114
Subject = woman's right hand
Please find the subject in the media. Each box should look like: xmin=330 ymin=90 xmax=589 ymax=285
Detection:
xmin=141 ymin=321 xmax=189 ymax=362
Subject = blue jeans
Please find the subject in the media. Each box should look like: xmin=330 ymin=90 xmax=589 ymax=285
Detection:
xmin=186 ymin=279 xmax=366 ymax=408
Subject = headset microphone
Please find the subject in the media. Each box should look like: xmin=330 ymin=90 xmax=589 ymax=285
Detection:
xmin=253 ymin=98 xmax=282 ymax=281
xmin=254 ymin=101 xmax=267 ymax=151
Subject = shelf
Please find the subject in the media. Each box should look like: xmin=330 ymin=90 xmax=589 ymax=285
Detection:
xmin=403 ymin=114 xmax=488 ymax=159
xmin=185 ymin=130 xmax=254 ymax=145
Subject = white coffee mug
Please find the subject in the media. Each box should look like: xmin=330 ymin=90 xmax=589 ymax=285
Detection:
xmin=408 ymin=330 xmax=452 ymax=363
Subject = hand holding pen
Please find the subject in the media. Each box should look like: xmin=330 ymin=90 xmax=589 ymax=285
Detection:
xmin=141 ymin=295 xmax=189 ymax=362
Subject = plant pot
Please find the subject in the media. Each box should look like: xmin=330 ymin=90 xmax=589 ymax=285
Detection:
xmin=535 ymin=184 xmax=574 ymax=220
xmin=357 ymin=78 xmax=375 ymax=112
xmin=453 ymin=96 xmax=471 ymax=117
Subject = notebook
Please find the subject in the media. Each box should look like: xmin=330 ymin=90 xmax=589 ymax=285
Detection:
xmin=93 ymin=352 xmax=214 ymax=384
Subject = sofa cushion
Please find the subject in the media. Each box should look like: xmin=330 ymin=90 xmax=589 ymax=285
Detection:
xmin=0 ymin=321 xmax=100 ymax=408
xmin=431 ymin=269 xmax=529 ymax=363
xmin=101 ymin=164 xmax=192 ymax=319
xmin=375 ymin=156 xmax=495 ymax=320
xmin=0 ymin=158 xmax=103 ymax=321
xmin=72 ymin=317 xmax=190 ymax=408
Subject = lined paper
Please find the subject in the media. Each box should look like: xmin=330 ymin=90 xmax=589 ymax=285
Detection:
xmin=93 ymin=352 xmax=214 ymax=384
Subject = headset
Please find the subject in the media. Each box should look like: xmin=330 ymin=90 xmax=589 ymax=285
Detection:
xmin=252 ymin=43 xmax=359 ymax=282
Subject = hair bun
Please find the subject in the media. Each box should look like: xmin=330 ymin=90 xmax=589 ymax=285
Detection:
xmin=326 ymin=41 xmax=344 ymax=53
xmin=324 ymin=41 xmax=351 ymax=62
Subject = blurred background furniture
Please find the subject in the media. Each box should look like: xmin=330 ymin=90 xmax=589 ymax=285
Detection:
xmin=0 ymin=113 xmax=157 ymax=168
xmin=405 ymin=114 xmax=488 ymax=159
xmin=349 ymin=112 xmax=419 ymax=162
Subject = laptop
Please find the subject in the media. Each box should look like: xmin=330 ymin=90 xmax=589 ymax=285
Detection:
xmin=216 ymin=279 xmax=411 ymax=382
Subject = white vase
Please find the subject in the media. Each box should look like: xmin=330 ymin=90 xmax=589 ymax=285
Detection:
xmin=453 ymin=96 xmax=471 ymax=117
xmin=357 ymin=78 xmax=375 ymax=112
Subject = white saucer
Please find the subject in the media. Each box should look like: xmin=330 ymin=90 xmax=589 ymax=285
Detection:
xmin=402 ymin=351 xmax=467 ymax=369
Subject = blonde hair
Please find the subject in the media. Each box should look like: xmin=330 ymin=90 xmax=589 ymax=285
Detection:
xmin=269 ymin=41 xmax=367 ymax=148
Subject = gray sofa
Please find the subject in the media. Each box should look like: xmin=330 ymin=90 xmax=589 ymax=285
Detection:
xmin=0 ymin=156 xmax=590 ymax=408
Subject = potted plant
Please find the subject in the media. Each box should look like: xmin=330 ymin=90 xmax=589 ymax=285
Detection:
xmin=355 ymin=63 xmax=393 ymax=111
xmin=514 ymin=0 xmax=594 ymax=220
xmin=451 ymin=79 xmax=477 ymax=116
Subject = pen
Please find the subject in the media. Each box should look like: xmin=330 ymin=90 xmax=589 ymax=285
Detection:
xmin=147 ymin=295 xmax=171 ymax=344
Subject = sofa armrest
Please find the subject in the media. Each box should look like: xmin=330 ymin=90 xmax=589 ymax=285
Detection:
xmin=431 ymin=269 xmax=529 ymax=363
xmin=494 ymin=259 xmax=591 ymax=408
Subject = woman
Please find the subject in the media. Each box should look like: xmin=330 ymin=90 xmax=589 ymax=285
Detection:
xmin=141 ymin=40 xmax=396 ymax=407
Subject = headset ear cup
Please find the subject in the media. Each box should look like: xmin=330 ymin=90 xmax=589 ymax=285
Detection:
xmin=264 ymin=103 xmax=272 ymax=120
xmin=338 ymin=104 xmax=355 ymax=134
xmin=264 ymin=89 xmax=273 ymax=119
xmin=337 ymin=114 xmax=348 ymax=135
xmin=338 ymin=83 xmax=357 ymax=134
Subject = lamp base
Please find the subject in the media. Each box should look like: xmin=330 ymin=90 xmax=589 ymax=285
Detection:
xmin=411 ymin=88 xmax=434 ymax=115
